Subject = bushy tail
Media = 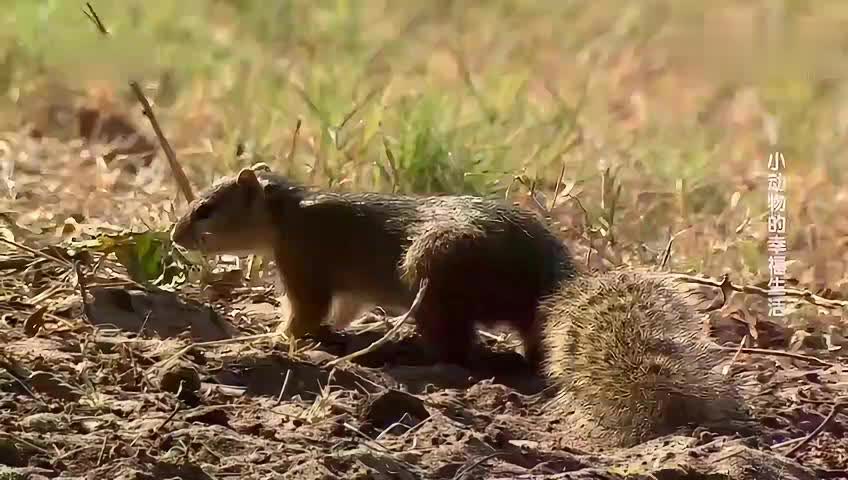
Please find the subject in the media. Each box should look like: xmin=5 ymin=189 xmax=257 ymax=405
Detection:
xmin=539 ymin=270 xmax=754 ymax=447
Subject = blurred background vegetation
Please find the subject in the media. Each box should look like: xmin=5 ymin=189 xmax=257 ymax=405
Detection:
xmin=1 ymin=1 xmax=846 ymax=314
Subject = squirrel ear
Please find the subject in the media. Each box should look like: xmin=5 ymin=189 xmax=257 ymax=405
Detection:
xmin=250 ymin=162 xmax=271 ymax=173
xmin=236 ymin=168 xmax=262 ymax=193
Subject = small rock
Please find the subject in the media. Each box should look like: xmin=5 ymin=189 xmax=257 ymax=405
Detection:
xmin=184 ymin=406 xmax=230 ymax=427
xmin=159 ymin=365 xmax=201 ymax=395
xmin=27 ymin=372 xmax=81 ymax=402
xmin=0 ymin=438 xmax=24 ymax=467
xmin=361 ymin=389 xmax=429 ymax=435
xmin=20 ymin=413 xmax=64 ymax=433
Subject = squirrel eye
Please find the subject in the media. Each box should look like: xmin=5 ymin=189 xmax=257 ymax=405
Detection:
xmin=194 ymin=203 xmax=212 ymax=220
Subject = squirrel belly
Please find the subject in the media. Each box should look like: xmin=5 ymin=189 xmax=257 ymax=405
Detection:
xmin=537 ymin=269 xmax=754 ymax=448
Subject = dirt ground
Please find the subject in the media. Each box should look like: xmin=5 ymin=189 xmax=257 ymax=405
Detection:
xmin=1 ymin=131 xmax=847 ymax=480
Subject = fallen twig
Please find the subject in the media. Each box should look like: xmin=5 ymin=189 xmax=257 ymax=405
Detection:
xmin=711 ymin=345 xmax=834 ymax=368
xmin=785 ymin=402 xmax=846 ymax=457
xmin=327 ymin=279 xmax=428 ymax=367
xmin=0 ymin=237 xmax=72 ymax=267
xmin=275 ymin=368 xmax=292 ymax=405
xmin=721 ymin=335 xmax=748 ymax=376
xmin=454 ymin=452 xmax=508 ymax=480
xmin=673 ymin=273 xmax=848 ymax=311
xmin=148 ymin=331 xmax=286 ymax=375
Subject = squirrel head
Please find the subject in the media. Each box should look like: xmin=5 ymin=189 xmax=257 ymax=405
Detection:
xmin=171 ymin=165 xmax=281 ymax=255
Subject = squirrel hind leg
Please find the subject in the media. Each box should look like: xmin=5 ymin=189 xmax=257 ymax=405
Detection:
xmin=284 ymin=283 xmax=333 ymax=339
xmin=328 ymin=294 xmax=369 ymax=331
xmin=413 ymin=290 xmax=477 ymax=366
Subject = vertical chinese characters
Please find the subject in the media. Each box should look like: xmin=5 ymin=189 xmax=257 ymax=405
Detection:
xmin=767 ymin=152 xmax=787 ymax=318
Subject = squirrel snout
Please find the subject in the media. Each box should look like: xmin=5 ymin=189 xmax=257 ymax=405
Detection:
xmin=170 ymin=220 xmax=196 ymax=249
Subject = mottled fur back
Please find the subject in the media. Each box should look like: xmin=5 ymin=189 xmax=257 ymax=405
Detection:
xmin=539 ymin=270 xmax=752 ymax=448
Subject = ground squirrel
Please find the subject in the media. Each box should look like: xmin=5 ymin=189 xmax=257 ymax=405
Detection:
xmin=538 ymin=269 xmax=753 ymax=448
xmin=171 ymin=164 xmax=575 ymax=365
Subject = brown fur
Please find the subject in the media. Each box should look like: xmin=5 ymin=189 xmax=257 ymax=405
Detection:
xmin=171 ymin=164 xmax=575 ymax=365
xmin=538 ymin=269 xmax=754 ymax=448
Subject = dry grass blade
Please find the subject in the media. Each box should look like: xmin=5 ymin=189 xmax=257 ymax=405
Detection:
xmin=381 ymin=131 xmax=400 ymax=194
xmin=326 ymin=279 xmax=429 ymax=367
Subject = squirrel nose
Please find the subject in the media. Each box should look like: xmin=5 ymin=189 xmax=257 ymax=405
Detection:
xmin=170 ymin=221 xmax=192 ymax=248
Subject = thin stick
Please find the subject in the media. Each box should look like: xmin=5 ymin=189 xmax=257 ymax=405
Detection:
xmin=454 ymin=452 xmax=507 ymax=480
xmin=286 ymin=118 xmax=302 ymax=162
xmin=722 ymin=335 xmax=748 ymax=376
xmin=0 ymin=237 xmax=72 ymax=267
xmin=380 ymin=126 xmax=400 ymax=194
xmin=95 ymin=434 xmax=108 ymax=466
xmin=711 ymin=345 xmax=834 ymax=368
xmin=327 ymin=279 xmax=428 ymax=367
xmin=129 ymin=81 xmax=194 ymax=203
xmin=83 ymin=3 xmax=108 ymax=34
xmin=550 ymin=162 xmax=567 ymax=213
xmin=148 ymin=331 xmax=286 ymax=374
xmin=770 ymin=435 xmax=806 ymax=450
xmin=785 ymin=402 xmax=846 ymax=457
xmin=0 ymin=432 xmax=50 ymax=455
xmin=74 ymin=261 xmax=96 ymax=324
xmin=83 ymin=3 xmax=194 ymax=204
xmin=154 ymin=403 xmax=181 ymax=433
xmin=673 ymin=273 xmax=847 ymax=311
xmin=275 ymin=368 xmax=292 ymax=405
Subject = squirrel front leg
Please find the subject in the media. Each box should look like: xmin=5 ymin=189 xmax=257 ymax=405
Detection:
xmin=275 ymin=253 xmax=332 ymax=338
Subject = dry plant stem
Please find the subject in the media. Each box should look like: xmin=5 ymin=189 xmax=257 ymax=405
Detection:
xmin=0 ymin=432 xmax=50 ymax=455
xmin=155 ymin=403 xmax=181 ymax=433
xmin=275 ymin=368 xmax=292 ymax=405
xmin=454 ymin=452 xmax=508 ymax=480
xmin=96 ymin=434 xmax=108 ymax=466
xmin=550 ymin=162 xmax=567 ymax=212
xmin=84 ymin=3 xmax=194 ymax=204
xmin=786 ymin=402 xmax=846 ymax=457
xmin=74 ymin=261 xmax=96 ymax=324
xmin=660 ymin=228 xmax=690 ymax=270
xmin=0 ymin=237 xmax=72 ymax=267
xmin=326 ymin=279 xmax=429 ymax=367
xmin=770 ymin=435 xmax=806 ymax=450
xmin=711 ymin=345 xmax=834 ymax=368
xmin=149 ymin=331 xmax=285 ymax=375
xmin=381 ymin=129 xmax=400 ymax=194
xmin=286 ymin=118 xmax=302 ymax=162
xmin=129 ymin=81 xmax=195 ymax=203
xmin=674 ymin=273 xmax=848 ymax=311
xmin=722 ymin=335 xmax=748 ymax=376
